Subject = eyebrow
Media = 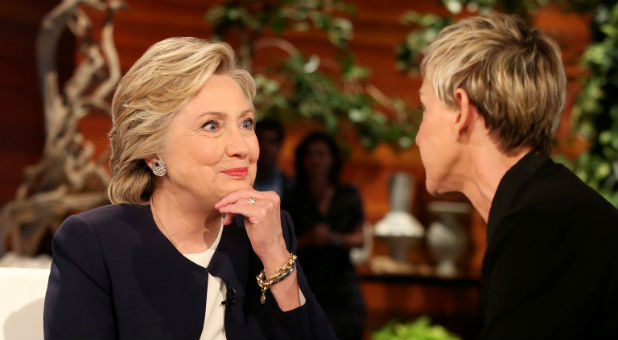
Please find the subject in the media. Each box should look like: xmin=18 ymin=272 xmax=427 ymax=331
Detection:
xmin=198 ymin=109 xmax=256 ymax=119
xmin=239 ymin=109 xmax=256 ymax=117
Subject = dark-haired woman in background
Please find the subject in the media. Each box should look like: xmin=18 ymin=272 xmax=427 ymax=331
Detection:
xmin=282 ymin=132 xmax=366 ymax=340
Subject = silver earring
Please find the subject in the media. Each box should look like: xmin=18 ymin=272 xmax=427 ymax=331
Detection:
xmin=152 ymin=160 xmax=167 ymax=176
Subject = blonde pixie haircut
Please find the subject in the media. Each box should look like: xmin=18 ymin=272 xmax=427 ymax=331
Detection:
xmin=108 ymin=37 xmax=256 ymax=205
xmin=421 ymin=14 xmax=566 ymax=154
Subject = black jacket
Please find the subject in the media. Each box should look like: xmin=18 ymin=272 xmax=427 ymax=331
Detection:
xmin=44 ymin=204 xmax=337 ymax=339
xmin=481 ymin=150 xmax=617 ymax=339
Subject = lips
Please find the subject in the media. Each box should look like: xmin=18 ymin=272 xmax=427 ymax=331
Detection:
xmin=222 ymin=167 xmax=249 ymax=178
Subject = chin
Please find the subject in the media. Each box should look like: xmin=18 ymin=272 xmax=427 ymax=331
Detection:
xmin=220 ymin=180 xmax=252 ymax=196
xmin=426 ymin=185 xmax=440 ymax=197
xmin=427 ymin=179 xmax=461 ymax=198
xmin=425 ymin=178 xmax=442 ymax=197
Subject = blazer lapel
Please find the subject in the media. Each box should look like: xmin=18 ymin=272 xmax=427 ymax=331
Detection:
xmin=208 ymin=216 xmax=253 ymax=339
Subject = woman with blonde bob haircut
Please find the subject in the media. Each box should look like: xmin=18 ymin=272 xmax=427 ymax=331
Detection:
xmin=107 ymin=37 xmax=258 ymax=205
xmin=416 ymin=14 xmax=617 ymax=339
xmin=44 ymin=37 xmax=336 ymax=339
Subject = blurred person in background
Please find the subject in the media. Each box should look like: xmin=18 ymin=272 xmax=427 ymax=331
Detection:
xmin=43 ymin=37 xmax=336 ymax=339
xmin=282 ymin=131 xmax=366 ymax=340
xmin=416 ymin=13 xmax=617 ymax=339
xmin=253 ymin=119 xmax=294 ymax=197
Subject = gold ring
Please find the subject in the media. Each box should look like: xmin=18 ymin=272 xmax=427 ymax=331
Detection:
xmin=248 ymin=196 xmax=257 ymax=206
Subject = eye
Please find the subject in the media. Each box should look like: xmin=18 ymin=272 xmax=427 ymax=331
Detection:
xmin=202 ymin=120 xmax=220 ymax=131
xmin=417 ymin=105 xmax=426 ymax=113
xmin=241 ymin=118 xmax=255 ymax=130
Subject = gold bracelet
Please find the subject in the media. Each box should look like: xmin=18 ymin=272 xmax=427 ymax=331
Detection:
xmin=256 ymin=253 xmax=297 ymax=304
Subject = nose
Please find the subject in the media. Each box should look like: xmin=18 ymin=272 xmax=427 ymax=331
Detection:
xmin=224 ymin=127 xmax=250 ymax=159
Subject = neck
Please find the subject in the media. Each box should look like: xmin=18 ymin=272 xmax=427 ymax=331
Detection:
xmin=308 ymin=177 xmax=332 ymax=196
xmin=150 ymin=189 xmax=222 ymax=253
xmin=461 ymin=144 xmax=530 ymax=223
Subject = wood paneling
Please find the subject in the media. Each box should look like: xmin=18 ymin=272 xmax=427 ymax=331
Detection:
xmin=359 ymin=275 xmax=482 ymax=339
xmin=0 ymin=0 xmax=57 ymax=204
xmin=0 ymin=1 xmax=591 ymax=337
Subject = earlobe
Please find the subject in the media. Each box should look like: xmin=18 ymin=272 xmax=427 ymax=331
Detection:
xmin=145 ymin=156 xmax=167 ymax=176
xmin=144 ymin=157 xmax=157 ymax=169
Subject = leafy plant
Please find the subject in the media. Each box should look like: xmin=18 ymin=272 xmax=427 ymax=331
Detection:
xmin=565 ymin=2 xmax=618 ymax=207
xmin=205 ymin=0 xmax=419 ymax=150
xmin=253 ymin=53 xmax=419 ymax=149
xmin=206 ymin=0 xmax=355 ymax=54
xmin=372 ymin=316 xmax=461 ymax=340
xmin=395 ymin=0 xmax=551 ymax=75
xmin=395 ymin=12 xmax=452 ymax=75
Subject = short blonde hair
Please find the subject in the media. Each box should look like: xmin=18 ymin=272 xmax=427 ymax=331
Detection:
xmin=421 ymin=14 xmax=566 ymax=154
xmin=108 ymin=37 xmax=256 ymax=204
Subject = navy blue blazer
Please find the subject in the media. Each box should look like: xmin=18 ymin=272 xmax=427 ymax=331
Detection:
xmin=43 ymin=204 xmax=337 ymax=339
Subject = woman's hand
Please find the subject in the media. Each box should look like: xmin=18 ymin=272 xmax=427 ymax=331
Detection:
xmin=215 ymin=189 xmax=301 ymax=310
xmin=215 ymin=189 xmax=288 ymax=269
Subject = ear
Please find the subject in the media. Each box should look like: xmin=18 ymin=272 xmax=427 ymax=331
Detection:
xmin=453 ymin=88 xmax=476 ymax=142
xmin=144 ymin=156 xmax=159 ymax=170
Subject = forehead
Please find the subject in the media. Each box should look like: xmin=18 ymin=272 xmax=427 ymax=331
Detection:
xmin=198 ymin=74 xmax=247 ymax=102
xmin=178 ymin=74 xmax=253 ymax=116
xmin=307 ymin=140 xmax=330 ymax=151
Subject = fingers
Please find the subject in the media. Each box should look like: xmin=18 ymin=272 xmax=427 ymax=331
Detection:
xmin=214 ymin=189 xmax=252 ymax=209
xmin=215 ymin=190 xmax=279 ymax=210
xmin=216 ymin=189 xmax=286 ymax=263
xmin=218 ymin=198 xmax=273 ymax=225
xmin=222 ymin=213 xmax=236 ymax=225
xmin=215 ymin=190 xmax=279 ymax=224
xmin=215 ymin=189 xmax=277 ymax=209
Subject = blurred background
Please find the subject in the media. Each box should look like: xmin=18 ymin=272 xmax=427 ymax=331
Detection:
xmin=0 ymin=0 xmax=616 ymax=339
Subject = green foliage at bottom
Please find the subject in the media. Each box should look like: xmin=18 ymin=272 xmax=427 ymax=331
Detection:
xmin=372 ymin=316 xmax=461 ymax=340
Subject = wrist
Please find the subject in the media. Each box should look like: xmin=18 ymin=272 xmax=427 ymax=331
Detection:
xmin=261 ymin=245 xmax=290 ymax=277
xmin=256 ymin=253 xmax=298 ymax=304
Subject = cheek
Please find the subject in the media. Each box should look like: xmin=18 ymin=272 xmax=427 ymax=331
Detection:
xmin=322 ymin=155 xmax=333 ymax=170
xmin=171 ymin=136 xmax=221 ymax=166
xmin=248 ymin=136 xmax=259 ymax=176
xmin=249 ymin=136 xmax=260 ymax=162
xmin=195 ymin=146 xmax=222 ymax=167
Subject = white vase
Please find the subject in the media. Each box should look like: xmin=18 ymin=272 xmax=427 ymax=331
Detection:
xmin=426 ymin=201 xmax=471 ymax=277
xmin=374 ymin=173 xmax=424 ymax=263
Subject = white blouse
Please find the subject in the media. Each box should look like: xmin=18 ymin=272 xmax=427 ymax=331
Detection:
xmin=183 ymin=224 xmax=307 ymax=340
xmin=183 ymin=224 xmax=227 ymax=340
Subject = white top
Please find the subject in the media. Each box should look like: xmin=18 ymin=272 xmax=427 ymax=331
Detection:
xmin=183 ymin=223 xmax=307 ymax=340
xmin=183 ymin=224 xmax=227 ymax=340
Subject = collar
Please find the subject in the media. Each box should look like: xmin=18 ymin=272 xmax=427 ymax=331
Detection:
xmin=208 ymin=215 xmax=254 ymax=339
xmin=142 ymin=204 xmax=250 ymax=308
xmin=182 ymin=220 xmax=225 ymax=267
xmin=208 ymin=216 xmax=250 ymax=298
xmin=486 ymin=149 xmax=550 ymax=242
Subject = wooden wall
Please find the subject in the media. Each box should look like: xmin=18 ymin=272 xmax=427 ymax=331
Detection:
xmin=0 ymin=0 xmax=590 ymax=337
xmin=0 ymin=0 xmax=590 ymax=262
xmin=0 ymin=0 xmax=54 ymax=206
